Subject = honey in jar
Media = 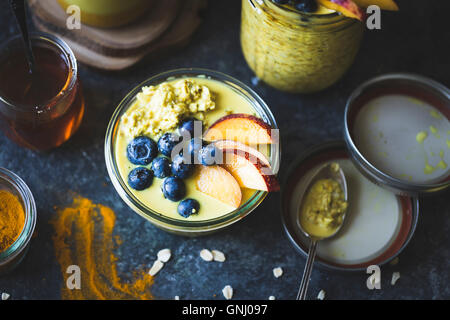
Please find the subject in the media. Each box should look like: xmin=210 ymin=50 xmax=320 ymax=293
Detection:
xmin=0 ymin=33 xmax=85 ymax=151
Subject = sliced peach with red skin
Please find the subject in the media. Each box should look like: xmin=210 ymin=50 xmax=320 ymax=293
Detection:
xmin=195 ymin=165 xmax=242 ymax=208
xmin=204 ymin=114 xmax=273 ymax=145
xmin=318 ymin=0 xmax=366 ymax=21
xmin=353 ymin=0 xmax=398 ymax=10
xmin=213 ymin=140 xmax=271 ymax=167
xmin=221 ymin=149 xmax=280 ymax=192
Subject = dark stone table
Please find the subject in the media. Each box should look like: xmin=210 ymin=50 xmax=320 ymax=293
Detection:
xmin=0 ymin=0 xmax=449 ymax=300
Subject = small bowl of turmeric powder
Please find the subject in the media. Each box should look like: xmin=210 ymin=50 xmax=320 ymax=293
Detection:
xmin=0 ymin=168 xmax=36 ymax=274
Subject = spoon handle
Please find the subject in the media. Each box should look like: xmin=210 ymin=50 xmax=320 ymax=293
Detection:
xmin=297 ymin=239 xmax=318 ymax=300
xmin=9 ymin=0 xmax=35 ymax=72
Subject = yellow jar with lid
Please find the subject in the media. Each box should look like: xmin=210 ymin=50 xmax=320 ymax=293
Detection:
xmin=57 ymin=0 xmax=152 ymax=28
xmin=241 ymin=0 xmax=364 ymax=93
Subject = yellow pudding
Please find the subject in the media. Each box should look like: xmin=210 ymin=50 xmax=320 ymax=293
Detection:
xmin=105 ymin=69 xmax=280 ymax=235
xmin=115 ymin=77 xmax=263 ymax=221
xmin=299 ymin=177 xmax=347 ymax=238
xmin=240 ymin=0 xmax=364 ymax=93
xmin=57 ymin=0 xmax=151 ymax=28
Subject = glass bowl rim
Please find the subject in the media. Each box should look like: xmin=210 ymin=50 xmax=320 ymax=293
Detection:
xmin=104 ymin=68 xmax=280 ymax=231
xmin=250 ymin=0 xmax=356 ymax=26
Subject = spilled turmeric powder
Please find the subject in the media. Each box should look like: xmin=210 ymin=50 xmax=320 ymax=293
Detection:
xmin=52 ymin=195 xmax=154 ymax=300
xmin=0 ymin=190 xmax=25 ymax=252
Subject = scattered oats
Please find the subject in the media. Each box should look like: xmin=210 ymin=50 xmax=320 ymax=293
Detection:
xmin=174 ymin=296 xmax=180 ymax=300
xmin=200 ymin=249 xmax=214 ymax=262
xmin=273 ymin=267 xmax=283 ymax=278
xmin=222 ymin=285 xmax=233 ymax=300
xmin=212 ymin=250 xmax=226 ymax=262
xmin=317 ymin=290 xmax=326 ymax=300
xmin=391 ymin=272 xmax=401 ymax=285
xmin=1 ymin=293 xmax=10 ymax=300
xmin=268 ymin=296 xmax=275 ymax=300
xmin=157 ymin=248 xmax=171 ymax=263
xmin=389 ymin=257 xmax=399 ymax=266
xmin=149 ymin=260 xmax=164 ymax=276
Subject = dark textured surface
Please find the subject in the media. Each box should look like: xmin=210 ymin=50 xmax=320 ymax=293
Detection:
xmin=0 ymin=0 xmax=449 ymax=300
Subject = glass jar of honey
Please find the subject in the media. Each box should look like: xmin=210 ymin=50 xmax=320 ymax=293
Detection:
xmin=0 ymin=33 xmax=85 ymax=151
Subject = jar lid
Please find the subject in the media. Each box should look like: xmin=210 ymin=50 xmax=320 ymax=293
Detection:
xmin=281 ymin=141 xmax=419 ymax=271
xmin=344 ymin=73 xmax=450 ymax=196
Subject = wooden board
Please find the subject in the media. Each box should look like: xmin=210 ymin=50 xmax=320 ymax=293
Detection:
xmin=28 ymin=0 xmax=206 ymax=70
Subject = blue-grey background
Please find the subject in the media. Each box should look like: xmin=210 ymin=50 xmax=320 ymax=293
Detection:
xmin=0 ymin=0 xmax=449 ymax=300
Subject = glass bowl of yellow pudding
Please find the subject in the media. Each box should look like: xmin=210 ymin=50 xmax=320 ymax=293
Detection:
xmin=241 ymin=0 xmax=364 ymax=93
xmin=105 ymin=68 xmax=280 ymax=236
xmin=57 ymin=0 xmax=152 ymax=28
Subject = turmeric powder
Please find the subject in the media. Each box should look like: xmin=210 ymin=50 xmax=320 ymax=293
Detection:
xmin=52 ymin=195 xmax=154 ymax=300
xmin=0 ymin=190 xmax=25 ymax=252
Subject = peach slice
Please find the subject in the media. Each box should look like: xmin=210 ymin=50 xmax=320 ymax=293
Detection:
xmin=213 ymin=140 xmax=271 ymax=167
xmin=222 ymin=149 xmax=280 ymax=192
xmin=204 ymin=114 xmax=273 ymax=144
xmin=318 ymin=0 xmax=366 ymax=21
xmin=195 ymin=165 xmax=242 ymax=208
xmin=353 ymin=0 xmax=398 ymax=10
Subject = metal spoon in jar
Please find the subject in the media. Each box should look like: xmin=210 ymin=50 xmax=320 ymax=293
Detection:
xmin=296 ymin=162 xmax=348 ymax=300
xmin=9 ymin=0 xmax=35 ymax=74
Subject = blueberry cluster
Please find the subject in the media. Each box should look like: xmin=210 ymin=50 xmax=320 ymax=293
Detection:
xmin=271 ymin=0 xmax=318 ymax=13
xmin=186 ymin=137 xmax=221 ymax=166
xmin=126 ymin=118 xmax=220 ymax=218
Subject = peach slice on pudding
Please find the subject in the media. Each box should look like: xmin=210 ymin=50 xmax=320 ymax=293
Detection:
xmin=203 ymin=114 xmax=273 ymax=145
xmin=221 ymin=149 xmax=280 ymax=192
xmin=195 ymin=165 xmax=242 ymax=208
xmin=353 ymin=0 xmax=398 ymax=10
xmin=213 ymin=140 xmax=271 ymax=167
xmin=317 ymin=0 xmax=366 ymax=21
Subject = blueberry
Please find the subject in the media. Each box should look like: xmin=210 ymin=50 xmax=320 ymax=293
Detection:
xmin=151 ymin=157 xmax=171 ymax=179
xmin=161 ymin=177 xmax=186 ymax=202
xmin=171 ymin=154 xmax=194 ymax=179
xmin=177 ymin=199 xmax=200 ymax=218
xmin=128 ymin=167 xmax=153 ymax=191
xmin=179 ymin=117 xmax=202 ymax=138
xmin=127 ymin=136 xmax=157 ymax=165
xmin=292 ymin=0 xmax=317 ymax=12
xmin=187 ymin=138 xmax=205 ymax=162
xmin=158 ymin=132 xmax=181 ymax=157
xmin=272 ymin=0 xmax=289 ymax=4
xmin=198 ymin=144 xmax=220 ymax=166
